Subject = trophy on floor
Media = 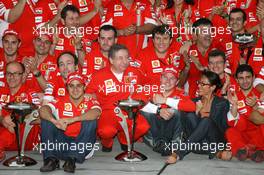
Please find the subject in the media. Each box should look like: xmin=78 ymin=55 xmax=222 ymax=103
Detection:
xmin=114 ymin=72 xmax=147 ymax=162
xmin=3 ymin=102 xmax=38 ymax=167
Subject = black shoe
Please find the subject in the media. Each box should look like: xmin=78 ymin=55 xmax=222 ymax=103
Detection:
xmin=153 ymin=140 xmax=167 ymax=154
xmin=120 ymin=143 xmax=128 ymax=151
xmin=40 ymin=157 xmax=59 ymax=172
xmin=63 ymin=158 xmax=76 ymax=173
xmin=102 ymin=146 xmax=112 ymax=152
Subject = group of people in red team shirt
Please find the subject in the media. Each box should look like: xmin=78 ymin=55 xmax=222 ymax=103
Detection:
xmin=0 ymin=0 xmax=264 ymax=173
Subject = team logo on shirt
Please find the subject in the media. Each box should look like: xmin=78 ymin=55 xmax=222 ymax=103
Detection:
xmin=95 ymin=57 xmax=103 ymax=65
xmin=58 ymin=88 xmax=65 ymax=96
xmin=14 ymin=96 xmax=22 ymax=103
xmin=254 ymin=48 xmax=262 ymax=56
xmin=189 ymin=50 xmax=198 ymax=57
xmin=124 ymin=74 xmax=137 ymax=84
xmin=48 ymin=3 xmax=57 ymax=10
xmin=114 ymin=5 xmax=122 ymax=11
xmin=237 ymin=100 xmax=246 ymax=108
xmin=104 ymin=79 xmax=117 ymax=94
xmin=35 ymin=8 xmax=43 ymax=14
xmin=226 ymin=42 xmax=232 ymax=50
xmin=79 ymin=0 xmax=87 ymax=7
xmin=57 ymin=38 xmax=64 ymax=45
xmin=152 ymin=60 xmax=160 ymax=68
xmin=64 ymin=103 xmax=72 ymax=111
xmin=0 ymin=95 xmax=10 ymax=103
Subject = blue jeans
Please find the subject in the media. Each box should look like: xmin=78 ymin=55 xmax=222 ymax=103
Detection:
xmin=141 ymin=110 xmax=182 ymax=146
xmin=41 ymin=119 xmax=97 ymax=163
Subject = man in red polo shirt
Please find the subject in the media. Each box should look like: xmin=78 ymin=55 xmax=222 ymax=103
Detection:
xmin=102 ymin=0 xmax=156 ymax=59
xmin=43 ymin=51 xmax=79 ymax=104
xmin=180 ymin=18 xmax=220 ymax=98
xmin=84 ymin=25 xmax=117 ymax=76
xmin=39 ymin=72 xmax=101 ymax=172
xmin=0 ymin=61 xmax=41 ymax=162
xmin=137 ymin=25 xmax=184 ymax=85
xmin=0 ymin=29 xmax=24 ymax=88
xmin=207 ymin=49 xmax=239 ymax=97
xmin=0 ymin=0 xmax=59 ymax=56
xmin=86 ymin=44 xmax=150 ymax=151
xmin=23 ymin=32 xmax=57 ymax=92
xmin=226 ymin=64 xmax=264 ymax=162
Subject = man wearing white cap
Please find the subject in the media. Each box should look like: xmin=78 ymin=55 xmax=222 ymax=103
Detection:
xmin=141 ymin=66 xmax=196 ymax=156
xmin=39 ymin=72 xmax=101 ymax=173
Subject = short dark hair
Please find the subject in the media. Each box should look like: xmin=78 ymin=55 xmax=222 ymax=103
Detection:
xmin=99 ymin=25 xmax=117 ymax=38
xmin=57 ymin=51 xmax=79 ymax=67
xmin=152 ymin=25 xmax=172 ymax=39
xmin=235 ymin=64 xmax=254 ymax=78
xmin=229 ymin=8 xmax=247 ymax=22
xmin=201 ymin=70 xmax=222 ymax=92
xmin=192 ymin=18 xmax=213 ymax=33
xmin=6 ymin=61 xmax=25 ymax=73
xmin=208 ymin=49 xmax=226 ymax=63
xmin=108 ymin=44 xmax=129 ymax=59
xmin=61 ymin=5 xmax=80 ymax=20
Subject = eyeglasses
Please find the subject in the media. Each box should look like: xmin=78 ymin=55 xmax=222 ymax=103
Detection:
xmin=6 ymin=72 xmax=23 ymax=77
xmin=196 ymin=81 xmax=211 ymax=87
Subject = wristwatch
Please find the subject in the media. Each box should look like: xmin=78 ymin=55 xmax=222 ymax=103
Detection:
xmin=156 ymin=107 xmax=162 ymax=116
xmin=33 ymin=71 xmax=41 ymax=77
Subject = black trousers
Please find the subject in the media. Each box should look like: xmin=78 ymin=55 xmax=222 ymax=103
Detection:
xmin=178 ymin=112 xmax=225 ymax=159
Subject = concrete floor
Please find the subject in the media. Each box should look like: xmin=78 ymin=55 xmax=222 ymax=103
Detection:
xmin=0 ymin=141 xmax=263 ymax=175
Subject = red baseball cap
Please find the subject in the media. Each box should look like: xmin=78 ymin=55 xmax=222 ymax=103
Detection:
xmin=66 ymin=72 xmax=86 ymax=85
xmin=162 ymin=67 xmax=179 ymax=78
xmin=2 ymin=29 xmax=20 ymax=40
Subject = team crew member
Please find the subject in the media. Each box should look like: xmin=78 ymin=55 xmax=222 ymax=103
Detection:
xmin=102 ymin=0 xmax=156 ymax=59
xmin=141 ymin=67 xmax=196 ymax=156
xmin=0 ymin=0 xmax=59 ymax=55
xmin=86 ymin=44 xmax=150 ymax=151
xmin=137 ymin=25 xmax=184 ymax=85
xmin=207 ymin=49 xmax=239 ymax=97
xmin=23 ymin=32 xmax=57 ymax=92
xmin=84 ymin=25 xmax=117 ymax=76
xmin=0 ymin=61 xmax=41 ymax=162
xmin=43 ymin=51 xmax=79 ymax=104
xmin=0 ymin=29 xmax=23 ymax=88
xmin=226 ymin=64 xmax=264 ymax=162
xmin=180 ymin=18 xmax=220 ymax=98
xmin=39 ymin=72 xmax=101 ymax=173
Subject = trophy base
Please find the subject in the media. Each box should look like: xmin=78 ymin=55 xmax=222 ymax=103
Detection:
xmin=3 ymin=155 xmax=37 ymax=167
xmin=115 ymin=150 xmax=147 ymax=162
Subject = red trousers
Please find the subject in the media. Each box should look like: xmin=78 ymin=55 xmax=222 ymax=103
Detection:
xmin=226 ymin=117 xmax=264 ymax=155
xmin=97 ymin=109 xmax=150 ymax=148
xmin=0 ymin=124 xmax=40 ymax=151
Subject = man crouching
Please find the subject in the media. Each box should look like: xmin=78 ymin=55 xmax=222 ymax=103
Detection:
xmin=39 ymin=72 xmax=101 ymax=173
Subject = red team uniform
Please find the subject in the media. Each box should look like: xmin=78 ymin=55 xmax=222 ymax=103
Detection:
xmin=0 ymin=82 xmax=40 ymax=151
xmin=0 ymin=0 xmax=57 ymax=55
xmin=226 ymin=88 xmax=264 ymax=155
xmin=86 ymin=66 xmax=150 ymax=148
xmin=102 ymin=0 xmax=156 ymax=58
xmin=47 ymin=94 xmax=101 ymax=138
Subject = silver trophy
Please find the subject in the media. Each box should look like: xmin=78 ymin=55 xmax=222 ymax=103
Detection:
xmin=114 ymin=72 xmax=147 ymax=162
xmin=3 ymin=102 xmax=38 ymax=167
